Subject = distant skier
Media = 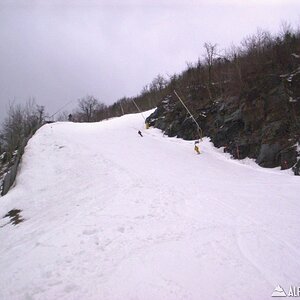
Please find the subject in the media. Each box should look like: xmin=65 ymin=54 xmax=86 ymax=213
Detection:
xmin=194 ymin=141 xmax=200 ymax=154
xmin=138 ymin=130 xmax=143 ymax=137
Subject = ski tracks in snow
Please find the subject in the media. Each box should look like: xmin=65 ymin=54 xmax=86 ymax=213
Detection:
xmin=1 ymin=113 xmax=300 ymax=299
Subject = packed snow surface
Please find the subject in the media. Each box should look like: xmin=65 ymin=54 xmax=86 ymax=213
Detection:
xmin=1 ymin=110 xmax=300 ymax=300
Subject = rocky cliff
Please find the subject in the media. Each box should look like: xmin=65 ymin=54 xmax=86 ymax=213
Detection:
xmin=146 ymin=61 xmax=300 ymax=175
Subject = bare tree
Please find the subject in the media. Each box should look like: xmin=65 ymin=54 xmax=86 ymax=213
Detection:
xmin=94 ymin=102 xmax=108 ymax=121
xmin=77 ymin=95 xmax=99 ymax=122
xmin=203 ymin=42 xmax=218 ymax=99
xmin=1 ymin=103 xmax=24 ymax=155
xmin=149 ymin=75 xmax=168 ymax=92
xmin=56 ymin=111 xmax=69 ymax=121
xmin=279 ymin=21 xmax=293 ymax=39
xmin=226 ymin=44 xmax=243 ymax=92
xmin=36 ymin=105 xmax=45 ymax=124
xmin=0 ymin=100 xmax=45 ymax=159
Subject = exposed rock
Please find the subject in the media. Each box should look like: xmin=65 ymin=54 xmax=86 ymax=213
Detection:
xmin=279 ymin=146 xmax=298 ymax=170
xmin=292 ymin=159 xmax=300 ymax=175
xmin=146 ymin=66 xmax=300 ymax=175
xmin=256 ymin=143 xmax=282 ymax=167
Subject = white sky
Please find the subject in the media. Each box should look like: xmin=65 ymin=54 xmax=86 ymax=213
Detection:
xmin=0 ymin=0 xmax=299 ymax=120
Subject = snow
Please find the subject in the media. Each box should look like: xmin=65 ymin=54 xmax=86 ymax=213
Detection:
xmin=0 ymin=110 xmax=300 ymax=300
xmin=289 ymin=96 xmax=298 ymax=103
xmin=0 ymin=152 xmax=5 ymax=161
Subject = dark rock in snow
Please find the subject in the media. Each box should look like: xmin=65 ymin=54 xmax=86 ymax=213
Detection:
xmin=256 ymin=143 xmax=282 ymax=167
xmin=146 ymin=65 xmax=300 ymax=174
xmin=292 ymin=159 xmax=300 ymax=175
xmin=279 ymin=146 xmax=298 ymax=170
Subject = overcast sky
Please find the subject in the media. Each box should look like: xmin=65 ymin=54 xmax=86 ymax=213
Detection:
xmin=0 ymin=0 xmax=299 ymax=121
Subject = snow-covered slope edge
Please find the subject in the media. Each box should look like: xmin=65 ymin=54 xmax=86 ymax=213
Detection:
xmin=0 ymin=110 xmax=300 ymax=300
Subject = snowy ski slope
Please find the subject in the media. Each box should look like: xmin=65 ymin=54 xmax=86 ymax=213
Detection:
xmin=0 ymin=110 xmax=300 ymax=300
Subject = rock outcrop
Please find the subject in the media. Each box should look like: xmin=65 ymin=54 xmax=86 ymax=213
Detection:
xmin=146 ymin=66 xmax=300 ymax=175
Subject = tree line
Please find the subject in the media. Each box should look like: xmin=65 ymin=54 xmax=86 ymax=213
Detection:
xmin=1 ymin=23 xmax=299 ymax=166
xmin=66 ymin=23 xmax=300 ymax=124
xmin=0 ymin=100 xmax=45 ymax=163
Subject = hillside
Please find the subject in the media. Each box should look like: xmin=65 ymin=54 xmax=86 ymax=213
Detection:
xmin=0 ymin=111 xmax=300 ymax=300
xmin=145 ymin=30 xmax=300 ymax=175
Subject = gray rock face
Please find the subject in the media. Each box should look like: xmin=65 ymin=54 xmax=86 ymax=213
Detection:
xmin=146 ymin=67 xmax=300 ymax=175
xmin=293 ymin=159 xmax=300 ymax=175
xmin=256 ymin=144 xmax=282 ymax=167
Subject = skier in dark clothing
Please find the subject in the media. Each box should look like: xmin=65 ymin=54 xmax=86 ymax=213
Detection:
xmin=138 ymin=130 xmax=143 ymax=137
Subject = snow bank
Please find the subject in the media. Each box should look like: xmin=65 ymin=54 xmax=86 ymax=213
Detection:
xmin=0 ymin=110 xmax=299 ymax=300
